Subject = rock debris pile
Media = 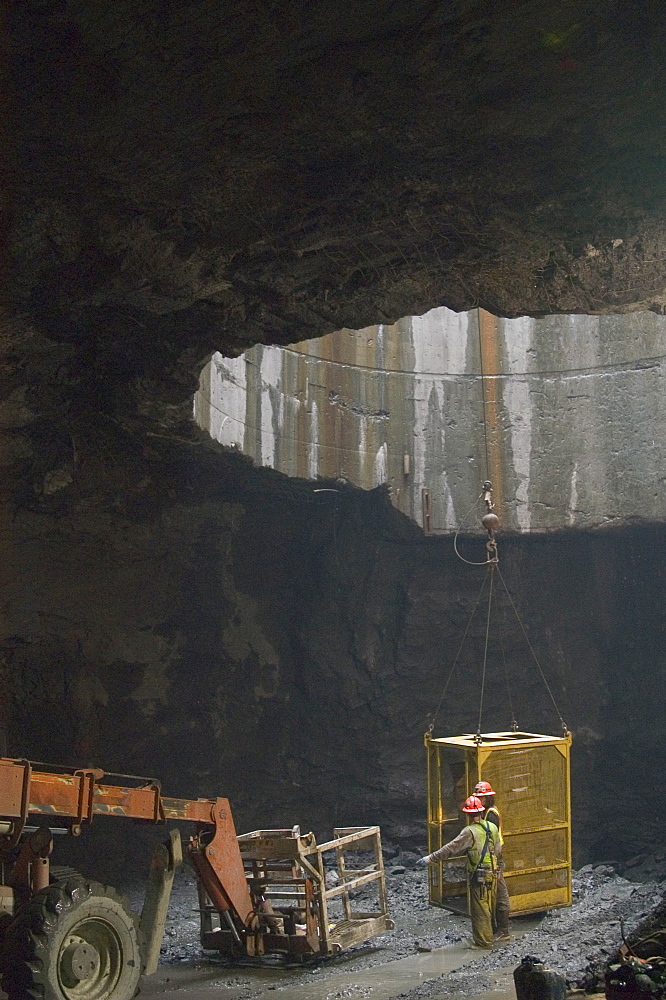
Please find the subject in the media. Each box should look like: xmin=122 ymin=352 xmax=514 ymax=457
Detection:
xmin=395 ymin=862 xmax=666 ymax=1000
xmin=475 ymin=866 xmax=666 ymax=986
xmin=122 ymin=852 xmax=666 ymax=1000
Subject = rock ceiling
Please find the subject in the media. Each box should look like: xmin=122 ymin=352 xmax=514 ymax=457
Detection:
xmin=7 ymin=2 xmax=666 ymax=386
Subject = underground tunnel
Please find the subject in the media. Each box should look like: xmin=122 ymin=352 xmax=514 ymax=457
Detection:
xmin=2 ymin=3 xmax=666 ymax=999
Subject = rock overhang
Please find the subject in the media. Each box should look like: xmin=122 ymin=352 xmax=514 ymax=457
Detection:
xmin=5 ymin=0 xmax=666 ymax=390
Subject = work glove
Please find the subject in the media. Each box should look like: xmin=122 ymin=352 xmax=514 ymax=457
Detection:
xmin=416 ymin=856 xmax=429 ymax=867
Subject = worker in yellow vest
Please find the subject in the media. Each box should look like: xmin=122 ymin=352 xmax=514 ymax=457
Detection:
xmin=417 ymin=795 xmax=500 ymax=949
xmin=474 ymin=780 xmax=510 ymax=942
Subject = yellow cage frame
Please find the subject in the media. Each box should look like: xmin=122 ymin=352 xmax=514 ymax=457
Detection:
xmin=425 ymin=730 xmax=572 ymax=916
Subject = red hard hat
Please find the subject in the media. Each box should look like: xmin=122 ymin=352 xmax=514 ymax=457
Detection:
xmin=474 ymin=781 xmax=496 ymax=796
xmin=462 ymin=795 xmax=485 ymax=814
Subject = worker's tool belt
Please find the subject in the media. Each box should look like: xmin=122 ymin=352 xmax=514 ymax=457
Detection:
xmin=470 ymin=867 xmax=495 ymax=886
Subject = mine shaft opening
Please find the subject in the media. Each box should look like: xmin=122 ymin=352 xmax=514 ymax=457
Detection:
xmin=150 ymin=299 xmax=666 ymax=989
xmin=183 ymin=299 xmax=666 ymax=865
xmin=195 ymin=304 xmax=666 ymax=533
xmin=5 ymin=297 xmax=666 ymax=997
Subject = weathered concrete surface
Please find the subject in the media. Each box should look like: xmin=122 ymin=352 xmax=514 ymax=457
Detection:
xmin=195 ymin=308 xmax=666 ymax=531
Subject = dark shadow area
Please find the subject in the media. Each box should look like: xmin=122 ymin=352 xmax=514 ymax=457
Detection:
xmin=4 ymin=440 xmax=665 ymax=871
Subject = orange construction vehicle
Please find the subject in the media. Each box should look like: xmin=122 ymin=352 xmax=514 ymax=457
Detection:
xmin=0 ymin=758 xmax=393 ymax=1000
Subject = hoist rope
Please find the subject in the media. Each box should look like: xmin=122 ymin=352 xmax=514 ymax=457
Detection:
xmin=496 ymin=565 xmax=568 ymax=733
xmin=453 ymin=493 xmax=495 ymax=566
xmin=499 ymin=607 xmax=519 ymax=731
xmin=476 ymin=566 xmax=495 ymax=737
xmin=429 ymin=570 xmax=489 ymax=732
xmin=430 ymin=310 xmax=567 ymax=738
xmin=477 ymin=308 xmax=491 ymax=482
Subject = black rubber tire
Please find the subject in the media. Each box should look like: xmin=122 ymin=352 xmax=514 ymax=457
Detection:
xmin=0 ymin=880 xmax=141 ymax=1000
xmin=49 ymin=868 xmax=85 ymax=887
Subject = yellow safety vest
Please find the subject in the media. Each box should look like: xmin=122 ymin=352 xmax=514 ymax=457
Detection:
xmin=484 ymin=805 xmax=504 ymax=847
xmin=466 ymin=820 xmax=499 ymax=873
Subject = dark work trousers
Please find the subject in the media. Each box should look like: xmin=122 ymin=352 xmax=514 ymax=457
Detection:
xmin=494 ymin=869 xmax=510 ymax=937
xmin=469 ymin=873 xmax=496 ymax=948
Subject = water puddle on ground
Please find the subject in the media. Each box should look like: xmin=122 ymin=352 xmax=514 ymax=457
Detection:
xmin=251 ymin=942 xmax=494 ymax=999
xmin=248 ymin=917 xmax=541 ymax=1000
xmin=144 ymin=918 xmax=542 ymax=1000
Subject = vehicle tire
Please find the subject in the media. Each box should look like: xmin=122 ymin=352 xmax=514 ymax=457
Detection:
xmin=49 ymin=868 xmax=85 ymax=887
xmin=0 ymin=880 xmax=141 ymax=1000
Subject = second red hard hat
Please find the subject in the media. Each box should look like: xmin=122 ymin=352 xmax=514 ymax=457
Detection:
xmin=462 ymin=795 xmax=486 ymax=814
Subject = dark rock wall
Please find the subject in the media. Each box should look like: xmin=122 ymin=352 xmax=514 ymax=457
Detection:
xmin=4 ymin=431 xmax=664 ymax=865
xmin=6 ymin=0 xmax=666 ymax=375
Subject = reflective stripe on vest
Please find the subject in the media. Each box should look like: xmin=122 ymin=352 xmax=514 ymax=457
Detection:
xmin=484 ymin=805 xmax=504 ymax=847
xmin=466 ymin=820 xmax=498 ymax=872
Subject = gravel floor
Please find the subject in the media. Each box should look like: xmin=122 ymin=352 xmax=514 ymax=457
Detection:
xmin=393 ymin=865 xmax=666 ymax=999
xmin=121 ymin=850 xmax=666 ymax=1000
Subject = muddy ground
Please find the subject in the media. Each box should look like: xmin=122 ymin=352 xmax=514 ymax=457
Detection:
xmin=120 ymin=850 xmax=666 ymax=1000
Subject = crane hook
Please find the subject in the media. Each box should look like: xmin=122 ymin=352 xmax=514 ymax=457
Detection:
xmin=480 ymin=481 xmax=500 ymax=564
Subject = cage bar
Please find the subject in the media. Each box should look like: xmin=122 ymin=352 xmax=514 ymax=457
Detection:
xmin=425 ymin=731 xmax=572 ymax=916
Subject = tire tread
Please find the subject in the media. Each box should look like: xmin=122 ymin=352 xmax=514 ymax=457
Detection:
xmin=0 ymin=881 xmax=140 ymax=1000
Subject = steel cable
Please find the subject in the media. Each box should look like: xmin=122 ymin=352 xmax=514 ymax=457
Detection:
xmin=453 ymin=493 xmax=496 ymax=566
xmin=476 ymin=567 xmax=494 ymax=738
xmin=499 ymin=607 xmax=519 ymax=731
xmin=496 ymin=564 xmax=568 ymax=733
xmin=477 ymin=307 xmax=491 ymax=483
xmin=428 ymin=570 xmax=489 ymax=733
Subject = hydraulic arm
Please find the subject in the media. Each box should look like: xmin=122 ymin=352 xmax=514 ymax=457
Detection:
xmin=0 ymin=756 xmax=392 ymax=1000
xmin=0 ymin=757 xmax=253 ymax=926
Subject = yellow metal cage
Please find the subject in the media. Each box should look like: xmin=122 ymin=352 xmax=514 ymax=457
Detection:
xmin=425 ymin=731 xmax=572 ymax=916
